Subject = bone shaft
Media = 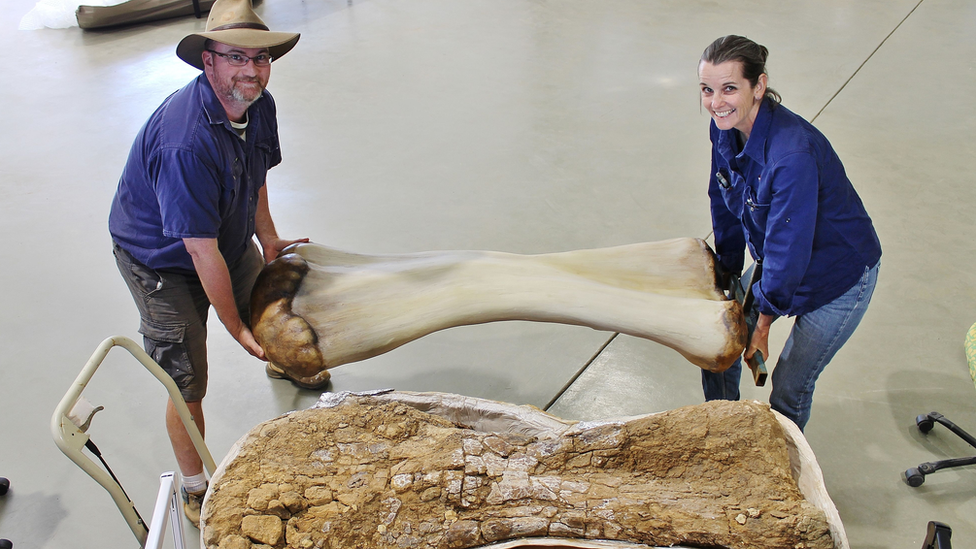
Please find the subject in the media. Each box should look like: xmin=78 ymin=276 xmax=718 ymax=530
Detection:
xmin=295 ymin=252 xmax=741 ymax=371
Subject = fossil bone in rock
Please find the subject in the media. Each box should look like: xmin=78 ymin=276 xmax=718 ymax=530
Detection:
xmin=250 ymin=238 xmax=747 ymax=387
xmin=200 ymin=393 xmax=846 ymax=549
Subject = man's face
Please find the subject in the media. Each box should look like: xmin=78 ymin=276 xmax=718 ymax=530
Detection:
xmin=203 ymin=43 xmax=272 ymax=108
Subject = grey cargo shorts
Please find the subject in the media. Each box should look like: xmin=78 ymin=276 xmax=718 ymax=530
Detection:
xmin=113 ymin=241 xmax=263 ymax=402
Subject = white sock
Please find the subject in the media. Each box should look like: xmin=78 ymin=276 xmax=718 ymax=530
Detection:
xmin=183 ymin=472 xmax=208 ymax=495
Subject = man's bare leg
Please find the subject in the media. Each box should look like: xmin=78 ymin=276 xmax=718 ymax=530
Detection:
xmin=167 ymin=398 xmax=206 ymax=526
xmin=167 ymin=398 xmax=206 ymax=476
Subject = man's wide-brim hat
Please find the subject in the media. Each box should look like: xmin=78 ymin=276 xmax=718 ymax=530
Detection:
xmin=177 ymin=0 xmax=300 ymax=71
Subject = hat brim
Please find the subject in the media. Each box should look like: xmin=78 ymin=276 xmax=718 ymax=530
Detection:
xmin=177 ymin=29 xmax=300 ymax=70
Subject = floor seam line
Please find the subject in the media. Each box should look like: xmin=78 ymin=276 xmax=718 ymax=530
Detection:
xmin=811 ymin=0 xmax=925 ymax=123
xmin=544 ymin=332 xmax=618 ymax=412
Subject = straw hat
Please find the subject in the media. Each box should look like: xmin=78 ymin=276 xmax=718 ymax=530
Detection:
xmin=176 ymin=0 xmax=300 ymax=71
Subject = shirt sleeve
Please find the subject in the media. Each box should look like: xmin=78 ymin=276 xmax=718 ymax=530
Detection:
xmin=708 ymin=143 xmax=746 ymax=275
xmin=754 ymin=150 xmax=820 ymax=316
xmin=151 ymin=146 xmax=223 ymax=239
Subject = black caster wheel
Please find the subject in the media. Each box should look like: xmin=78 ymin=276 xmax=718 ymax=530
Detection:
xmin=0 ymin=477 xmax=8 ymax=496
xmin=905 ymin=467 xmax=925 ymax=487
xmin=0 ymin=538 xmax=12 ymax=549
xmin=916 ymin=414 xmax=935 ymax=434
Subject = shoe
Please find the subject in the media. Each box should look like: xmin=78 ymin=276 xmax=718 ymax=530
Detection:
xmin=181 ymin=485 xmax=205 ymax=528
xmin=266 ymin=362 xmax=331 ymax=390
xmin=265 ymin=361 xmax=287 ymax=380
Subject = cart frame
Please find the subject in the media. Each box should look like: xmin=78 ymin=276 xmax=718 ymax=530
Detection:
xmin=51 ymin=335 xmax=215 ymax=546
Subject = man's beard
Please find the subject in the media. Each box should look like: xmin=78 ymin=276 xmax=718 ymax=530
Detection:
xmin=230 ymin=77 xmax=264 ymax=104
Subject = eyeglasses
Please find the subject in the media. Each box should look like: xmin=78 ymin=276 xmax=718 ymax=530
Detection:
xmin=207 ymin=50 xmax=272 ymax=67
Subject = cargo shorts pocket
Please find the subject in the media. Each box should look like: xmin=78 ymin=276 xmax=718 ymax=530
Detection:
xmin=139 ymin=319 xmax=194 ymax=386
xmin=114 ymin=242 xmax=163 ymax=301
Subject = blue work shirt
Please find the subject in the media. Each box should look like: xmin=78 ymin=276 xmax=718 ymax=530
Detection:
xmin=709 ymin=99 xmax=881 ymax=317
xmin=109 ymin=73 xmax=282 ymax=273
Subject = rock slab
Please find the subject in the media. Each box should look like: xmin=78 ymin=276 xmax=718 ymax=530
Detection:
xmin=202 ymin=397 xmax=833 ymax=549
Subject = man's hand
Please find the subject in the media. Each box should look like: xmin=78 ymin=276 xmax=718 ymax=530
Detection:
xmin=230 ymin=323 xmax=266 ymax=360
xmin=745 ymin=312 xmax=774 ymax=362
xmin=184 ymin=237 xmax=267 ymax=360
xmin=262 ymin=237 xmax=310 ymax=263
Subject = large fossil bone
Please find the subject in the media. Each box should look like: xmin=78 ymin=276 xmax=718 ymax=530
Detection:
xmin=200 ymin=392 xmax=846 ymax=549
xmin=250 ymin=238 xmax=746 ymax=387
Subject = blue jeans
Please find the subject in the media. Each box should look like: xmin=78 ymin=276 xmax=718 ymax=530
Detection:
xmin=702 ymin=262 xmax=879 ymax=430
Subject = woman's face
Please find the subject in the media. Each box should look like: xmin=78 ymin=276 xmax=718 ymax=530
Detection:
xmin=698 ymin=60 xmax=766 ymax=139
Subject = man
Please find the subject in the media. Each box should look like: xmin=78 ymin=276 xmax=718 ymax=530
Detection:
xmin=109 ymin=0 xmax=322 ymax=526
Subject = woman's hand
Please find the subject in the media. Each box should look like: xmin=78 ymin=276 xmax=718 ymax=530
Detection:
xmin=745 ymin=312 xmax=775 ymax=361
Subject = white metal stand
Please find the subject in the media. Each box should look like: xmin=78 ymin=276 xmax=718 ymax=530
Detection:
xmin=51 ymin=336 xmax=215 ymax=547
xmin=145 ymin=472 xmax=186 ymax=549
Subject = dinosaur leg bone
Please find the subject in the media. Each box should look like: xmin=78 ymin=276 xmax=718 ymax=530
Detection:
xmin=250 ymin=238 xmax=746 ymax=386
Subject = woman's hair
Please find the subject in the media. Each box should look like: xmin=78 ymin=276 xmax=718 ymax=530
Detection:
xmin=700 ymin=35 xmax=782 ymax=105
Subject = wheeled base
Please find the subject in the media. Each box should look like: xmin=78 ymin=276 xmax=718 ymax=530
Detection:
xmin=921 ymin=521 xmax=952 ymax=549
xmin=904 ymin=412 xmax=976 ymax=487
xmin=0 ymin=476 xmax=10 ymax=548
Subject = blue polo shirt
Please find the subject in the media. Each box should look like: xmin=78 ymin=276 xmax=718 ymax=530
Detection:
xmin=109 ymin=73 xmax=281 ymax=274
xmin=708 ymin=99 xmax=881 ymax=317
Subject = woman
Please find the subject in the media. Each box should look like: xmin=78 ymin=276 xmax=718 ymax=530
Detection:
xmin=698 ymin=35 xmax=881 ymax=431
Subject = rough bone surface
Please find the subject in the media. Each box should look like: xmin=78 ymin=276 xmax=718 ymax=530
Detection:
xmin=250 ymin=238 xmax=746 ymax=387
xmin=202 ymin=396 xmax=835 ymax=549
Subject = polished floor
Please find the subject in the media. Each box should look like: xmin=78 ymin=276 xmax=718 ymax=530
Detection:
xmin=2 ymin=0 xmax=975 ymax=547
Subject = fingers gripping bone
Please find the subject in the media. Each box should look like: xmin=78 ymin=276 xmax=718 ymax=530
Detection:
xmin=250 ymin=238 xmax=746 ymax=385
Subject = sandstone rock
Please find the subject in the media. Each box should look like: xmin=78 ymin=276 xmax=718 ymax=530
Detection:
xmin=246 ymin=485 xmax=278 ymax=512
xmin=303 ymin=485 xmax=333 ymax=506
xmin=202 ymin=392 xmax=842 ymax=549
xmin=216 ymin=534 xmax=250 ymax=549
xmin=240 ymin=515 xmax=283 ymax=546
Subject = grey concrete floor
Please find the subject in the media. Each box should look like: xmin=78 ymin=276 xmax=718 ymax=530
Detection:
xmin=1 ymin=0 xmax=974 ymax=547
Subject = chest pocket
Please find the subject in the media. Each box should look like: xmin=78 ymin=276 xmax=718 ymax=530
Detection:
xmin=217 ymin=156 xmax=245 ymax=218
xmin=744 ymin=182 xmax=771 ymax=229
xmin=251 ymin=140 xmax=276 ymax=176
xmin=717 ymin=167 xmax=749 ymax=219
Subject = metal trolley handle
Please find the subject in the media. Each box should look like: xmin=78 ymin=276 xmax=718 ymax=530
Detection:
xmin=50 ymin=336 xmax=216 ymax=547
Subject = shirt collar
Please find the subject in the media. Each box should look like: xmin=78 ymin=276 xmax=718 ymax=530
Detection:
xmin=714 ymin=98 xmax=774 ymax=166
xmin=740 ymin=98 xmax=774 ymax=165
